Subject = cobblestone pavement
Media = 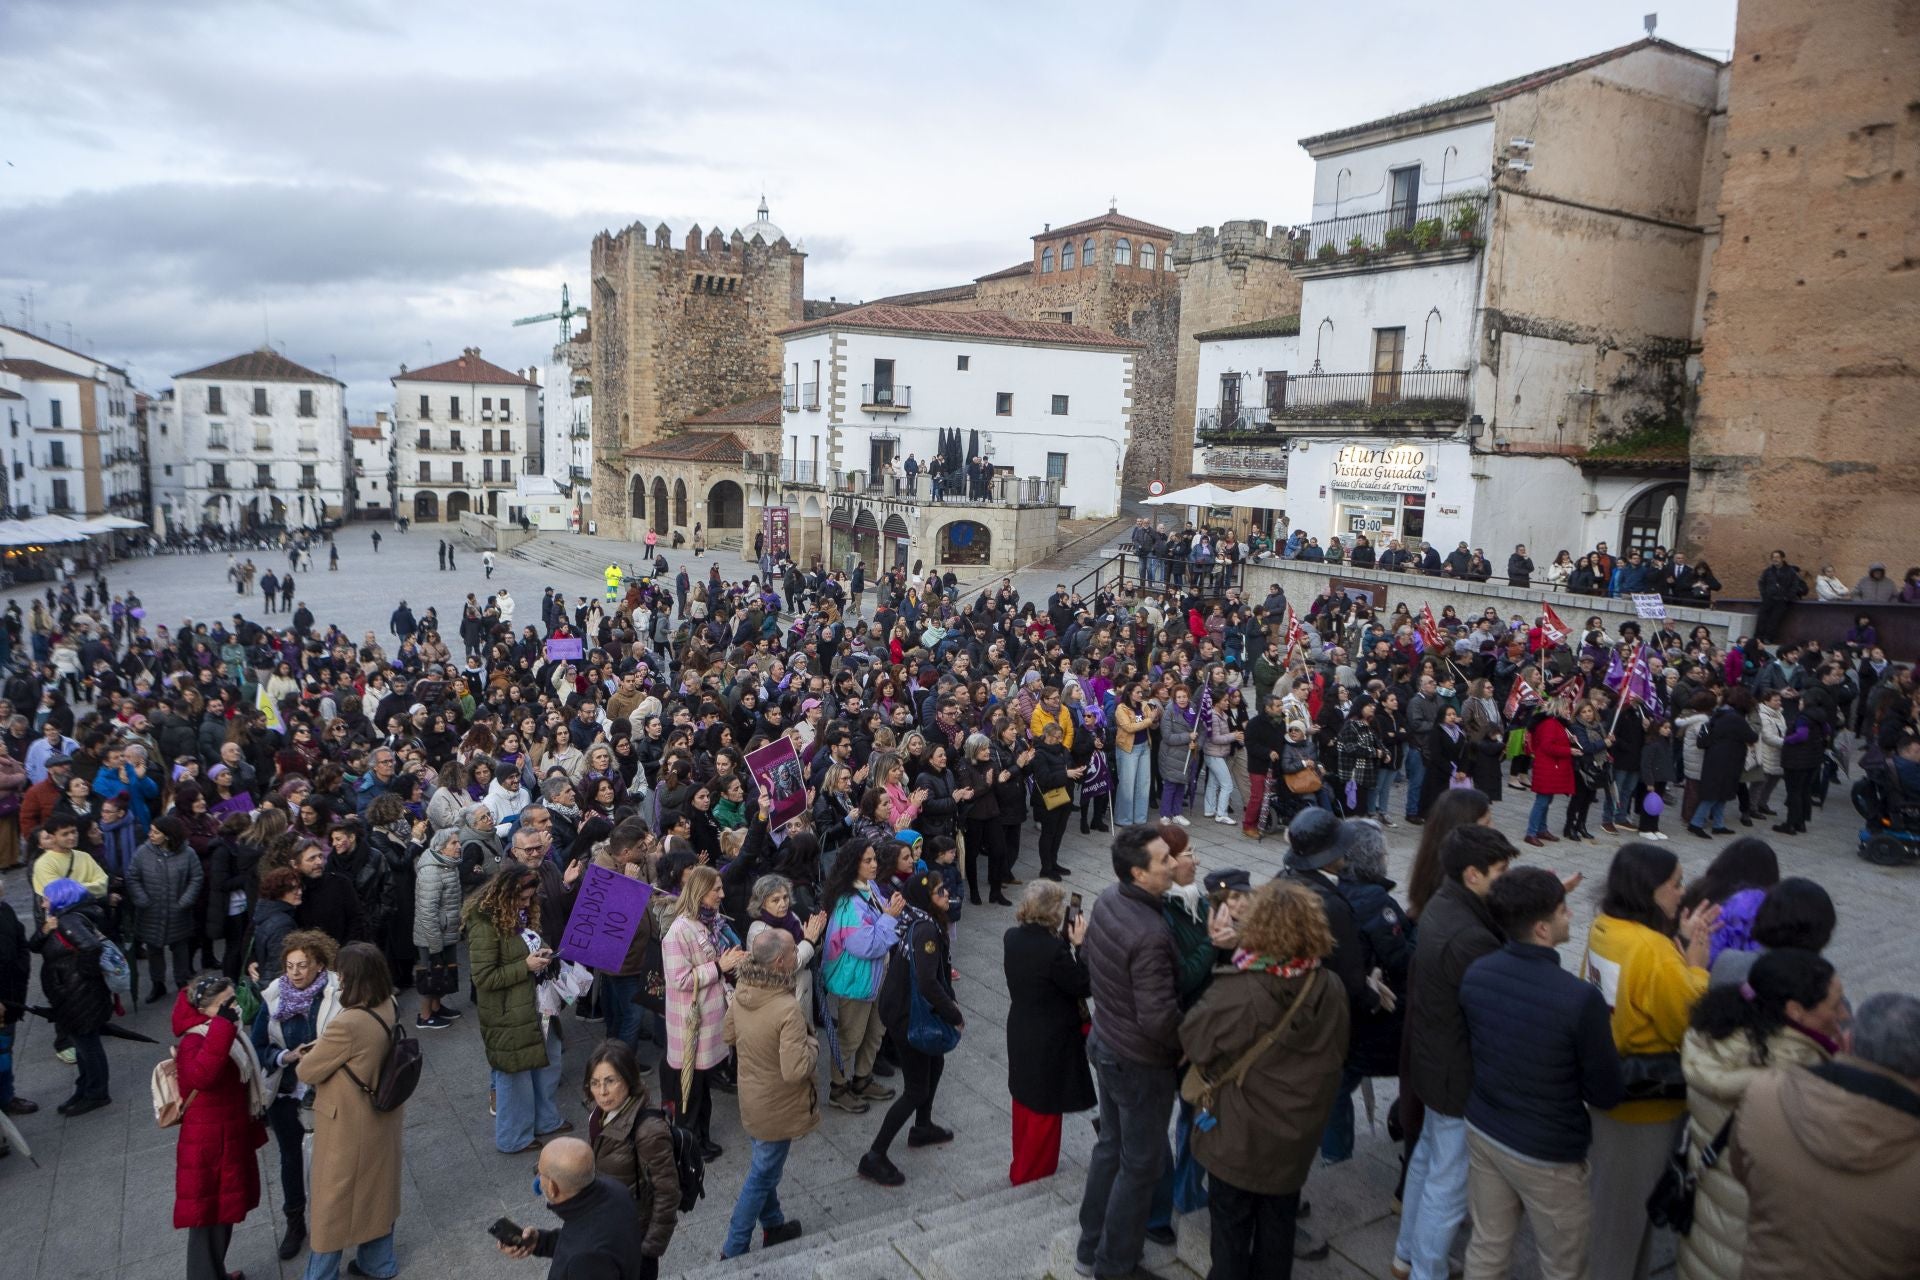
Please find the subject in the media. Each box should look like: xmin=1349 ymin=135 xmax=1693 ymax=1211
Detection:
xmin=1 ymin=531 xmax=1909 ymax=1279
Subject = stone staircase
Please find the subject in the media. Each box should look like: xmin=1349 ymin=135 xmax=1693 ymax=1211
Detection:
xmin=671 ymin=1176 xmax=1097 ymax=1280
xmin=507 ymin=537 xmax=632 ymax=583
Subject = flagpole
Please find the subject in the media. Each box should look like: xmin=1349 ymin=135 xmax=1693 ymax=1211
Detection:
xmin=1608 ymin=643 xmax=1640 ymax=734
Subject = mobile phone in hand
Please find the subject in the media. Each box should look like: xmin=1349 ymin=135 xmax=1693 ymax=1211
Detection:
xmin=488 ymin=1218 xmax=527 ymax=1246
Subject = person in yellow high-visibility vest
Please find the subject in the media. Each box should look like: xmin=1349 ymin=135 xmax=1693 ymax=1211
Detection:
xmin=604 ymin=564 xmax=623 ymax=606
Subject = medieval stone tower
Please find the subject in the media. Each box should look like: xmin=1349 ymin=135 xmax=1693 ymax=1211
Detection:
xmin=589 ymin=201 xmax=805 ymax=527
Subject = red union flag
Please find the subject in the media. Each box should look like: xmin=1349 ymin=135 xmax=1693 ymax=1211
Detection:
xmin=1540 ymin=601 xmax=1572 ymax=647
xmin=1281 ymin=605 xmax=1306 ymax=667
xmin=1504 ymin=677 xmax=1537 ymax=720
xmin=1418 ymin=603 xmax=1444 ymax=652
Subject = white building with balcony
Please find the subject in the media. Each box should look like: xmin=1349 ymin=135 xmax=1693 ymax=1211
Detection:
xmin=1194 ymin=37 xmax=1725 ymax=561
xmin=0 ymin=325 xmax=144 ymax=519
xmin=392 ymin=348 xmax=537 ymax=525
xmin=145 ymin=390 xmax=185 ymax=533
xmin=349 ymin=413 xmax=393 ymax=520
xmin=169 ymin=349 xmax=348 ymax=532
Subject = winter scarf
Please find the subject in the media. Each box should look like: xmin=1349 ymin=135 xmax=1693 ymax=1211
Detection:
xmin=1231 ymin=950 xmax=1320 ymax=980
xmin=275 ymin=970 xmax=330 ymax=1023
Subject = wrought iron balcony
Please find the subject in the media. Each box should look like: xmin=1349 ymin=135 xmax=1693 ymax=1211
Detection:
xmin=207 ymin=476 xmax=230 ymax=490
xmin=1196 ymin=368 xmax=1472 ymax=434
xmin=1285 ymin=193 xmax=1488 ymax=270
xmin=860 ymin=384 xmax=910 ymax=412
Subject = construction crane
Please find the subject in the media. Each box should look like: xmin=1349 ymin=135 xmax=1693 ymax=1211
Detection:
xmin=512 ymin=283 xmax=590 ymax=343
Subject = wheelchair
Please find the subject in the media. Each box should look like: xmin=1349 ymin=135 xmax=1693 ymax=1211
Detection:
xmin=1850 ymin=762 xmax=1920 ymax=867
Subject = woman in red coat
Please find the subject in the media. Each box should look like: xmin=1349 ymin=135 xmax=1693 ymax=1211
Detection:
xmin=173 ymin=974 xmax=269 ymax=1280
xmin=1523 ymin=698 xmax=1576 ymax=847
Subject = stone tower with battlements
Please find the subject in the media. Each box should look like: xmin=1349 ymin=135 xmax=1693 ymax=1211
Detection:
xmin=1170 ymin=221 xmax=1304 ymax=485
xmin=589 ymin=205 xmax=805 ymax=528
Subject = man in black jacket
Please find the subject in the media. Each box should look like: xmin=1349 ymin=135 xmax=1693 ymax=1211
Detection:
xmin=1458 ymin=866 xmax=1621 ymax=1280
xmin=1394 ymin=824 xmax=1513 ymax=1280
xmin=1506 ymin=544 xmax=1534 ymax=588
xmin=498 ymin=1137 xmax=647 ymax=1279
xmin=1282 ymin=809 xmax=1371 ymax=1018
xmin=1755 ymin=549 xmax=1806 ymax=642
xmin=292 ymin=841 xmax=365 ymax=946
xmin=1243 ymin=694 xmax=1289 ymax=837
xmin=1074 ymin=825 xmax=1179 ymax=1280
xmin=0 ymin=873 xmax=38 ymax=1119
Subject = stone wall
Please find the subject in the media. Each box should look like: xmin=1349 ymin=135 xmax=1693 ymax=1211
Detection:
xmin=1169 ymin=222 xmax=1304 ymax=486
xmin=1684 ymin=0 xmax=1920 ymax=586
xmin=1114 ymin=291 xmax=1181 ymax=489
xmin=588 ymin=223 xmax=803 ymax=529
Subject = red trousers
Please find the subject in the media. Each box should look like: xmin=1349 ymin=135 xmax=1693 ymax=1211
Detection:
xmin=1010 ymin=1099 xmax=1063 ymax=1186
xmin=1244 ymin=770 xmax=1269 ymax=835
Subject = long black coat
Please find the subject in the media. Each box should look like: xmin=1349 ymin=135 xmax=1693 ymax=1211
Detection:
xmin=33 ymin=903 xmax=114 ymax=1037
xmin=1003 ymin=922 xmax=1095 ymax=1115
xmin=1698 ymin=705 xmax=1759 ymax=803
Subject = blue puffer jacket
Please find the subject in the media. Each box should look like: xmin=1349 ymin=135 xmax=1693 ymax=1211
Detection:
xmin=1458 ymin=941 xmax=1625 ymax=1163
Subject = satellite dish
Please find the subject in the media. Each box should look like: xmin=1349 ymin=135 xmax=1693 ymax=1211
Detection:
xmin=1149 ymin=481 xmax=1165 ymax=496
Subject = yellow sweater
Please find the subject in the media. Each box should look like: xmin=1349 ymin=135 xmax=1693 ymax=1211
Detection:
xmin=31 ymin=846 xmax=110 ymax=901
xmin=1582 ymin=913 xmax=1709 ymax=1124
xmin=1030 ymin=704 xmax=1073 ymax=751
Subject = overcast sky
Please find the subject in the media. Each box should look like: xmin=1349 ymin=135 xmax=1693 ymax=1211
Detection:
xmin=0 ymin=0 xmax=1737 ymax=416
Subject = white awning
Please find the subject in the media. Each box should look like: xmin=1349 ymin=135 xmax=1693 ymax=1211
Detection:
xmin=1228 ymin=482 xmax=1288 ymax=508
xmin=1143 ymin=482 xmax=1246 ymax=508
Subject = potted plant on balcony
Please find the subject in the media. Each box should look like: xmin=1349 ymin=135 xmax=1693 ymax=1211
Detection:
xmin=1316 ymin=242 xmax=1340 ymax=262
xmin=1412 ymin=217 xmax=1445 ymax=251
xmin=1345 ymin=234 xmax=1370 ymax=259
xmin=1449 ymin=201 xmax=1482 ymax=246
xmin=1382 ymin=225 xmax=1414 ymax=253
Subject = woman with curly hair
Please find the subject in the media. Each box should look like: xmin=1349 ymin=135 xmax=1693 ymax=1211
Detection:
xmin=465 ymin=863 xmax=565 ymax=1154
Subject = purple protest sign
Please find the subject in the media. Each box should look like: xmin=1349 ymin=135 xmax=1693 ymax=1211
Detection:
xmin=545 ymin=637 xmax=585 ymax=661
xmin=558 ymin=864 xmax=653 ymax=971
xmin=746 ymin=736 xmax=808 ymax=829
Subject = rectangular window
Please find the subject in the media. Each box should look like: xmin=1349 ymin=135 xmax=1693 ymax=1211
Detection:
xmin=1219 ymin=373 xmax=1241 ymax=413
xmin=1050 ymin=395 xmax=1069 ymax=416
xmin=49 ymin=400 xmax=62 ymax=428
xmin=499 ymin=400 xmax=510 ymax=421
xmin=163 ymin=464 xmax=173 ymax=476
xmin=297 ymin=389 xmax=314 ymax=417
xmin=451 ymin=461 xmax=463 ymax=483
xmin=208 ymin=387 xmax=224 ymax=415
xmin=253 ymin=387 xmax=268 ymax=415
xmin=210 ymin=463 xmax=227 ymax=487
xmin=1389 ymin=165 xmax=1421 ymax=230
xmin=12 ymin=461 xmax=22 ymax=480
xmin=255 ymin=463 xmax=272 ymax=486
xmin=1046 ymin=452 xmax=1068 ymax=482
xmin=482 ymin=430 xmax=493 ymax=452
xmin=418 ymin=394 xmax=430 ymax=419
xmin=419 ymin=461 xmax=432 ymax=482
xmin=48 ymin=441 xmax=65 ymax=468
xmin=417 ymin=429 xmax=430 ymax=450
xmin=301 ymin=464 xmax=316 ymax=487
xmin=449 ymin=396 xmax=461 ymax=421
xmin=501 ymin=459 xmax=511 ymax=483
xmin=995 ymin=392 xmax=1013 ymax=416
xmin=483 ymin=458 xmax=494 ymax=483
xmin=51 ymin=478 xmax=69 ymax=510
xmin=871 ymin=358 xmax=895 ymax=406
xmin=450 ymin=429 xmax=462 ymax=451
xmin=1371 ymin=327 xmax=1407 ymax=404
xmin=482 ymin=397 xmax=493 ymax=416
xmin=957 ymin=355 xmax=970 ymax=371
xmin=1265 ymin=371 xmax=1288 ymax=411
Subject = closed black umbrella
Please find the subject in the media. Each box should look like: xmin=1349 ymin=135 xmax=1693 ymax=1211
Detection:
xmin=967 ymin=428 xmax=980 ymax=465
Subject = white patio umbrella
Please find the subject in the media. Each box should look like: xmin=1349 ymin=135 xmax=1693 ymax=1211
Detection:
xmin=1143 ymin=482 xmax=1244 ymax=508
xmin=1229 ymin=482 xmax=1289 ymax=508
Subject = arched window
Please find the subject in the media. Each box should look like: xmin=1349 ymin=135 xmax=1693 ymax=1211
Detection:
xmin=1140 ymin=242 xmax=1157 ymax=271
xmin=1041 ymin=247 xmax=1054 ymax=273
xmin=1114 ymin=237 xmax=1132 ymax=266
xmin=1083 ymin=237 xmax=1096 ymax=265
xmin=1061 ymin=239 xmax=1076 ymax=270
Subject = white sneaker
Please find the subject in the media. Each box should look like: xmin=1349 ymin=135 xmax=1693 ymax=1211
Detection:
xmin=1172 ymin=815 xmax=1192 ymax=826
xmin=1215 ymin=814 xmax=1235 ymax=825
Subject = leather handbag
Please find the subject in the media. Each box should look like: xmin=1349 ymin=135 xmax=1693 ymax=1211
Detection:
xmin=1040 ymin=786 xmax=1072 ymax=811
xmin=1181 ymin=970 xmax=1319 ymax=1111
xmin=1647 ymin=1115 xmax=1733 ymax=1234
xmin=1619 ymin=1051 xmax=1689 ymax=1102
xmin=1284 ymin=768 xmax=1323 ymax=796
xmin=414 ymin=961 xmax=459 ymax=998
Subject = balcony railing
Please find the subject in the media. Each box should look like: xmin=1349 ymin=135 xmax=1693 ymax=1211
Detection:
xmin=208 ymin=476 xmax=230 ymax=490
xmin=860 ymin=384 xmax=910 ymax=411
xmin=802 ymin=381 xmax=820 ymax=410
xmin=1286 ymin=193 xmax=1487 ymax=267
xmin=782 ymin=384 xmax=799 ymax=411
xmin=1197 ymin=369 xmax=1471 ymax=434
xmin=779 ymin=459 xmax=819 ymax=484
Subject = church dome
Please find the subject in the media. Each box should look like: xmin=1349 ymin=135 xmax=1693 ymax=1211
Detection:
xmin=744 ymin=195 xmax=785 ymax=244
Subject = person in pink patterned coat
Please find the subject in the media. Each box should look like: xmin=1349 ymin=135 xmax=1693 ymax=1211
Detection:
xmin=663 ymin=864 xmax=743 ymax=1161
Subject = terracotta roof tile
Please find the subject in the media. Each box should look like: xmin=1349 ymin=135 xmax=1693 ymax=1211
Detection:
xmin=0 ymin=388 xmax=23 ymax=400
xmin=0 ymin=358 xmax=96 ymax=383
xmin=1298 ymin=38 xmax=1722 ymax=150
xmin=347 ymin=425 xmax=385 ymax=441
xmin=778 ymin=304 xmax=1145 ymax=349
xmin=682 ymin=393 xmax=783 ymax=428
xmin=1035 ymin=209 xmax=1176 ymax=241
xmin=1194 ymin=315 xmax=1302 ymax=342
xmin=622 ymin=431 xmax=748 ymax=462
xmin=392 ymin=350 xmax=536 ymax=387
xmin=866 ymin=282 xmax=980 ymax=307
xmin=176 ymin=348 xmax=340 ymax=384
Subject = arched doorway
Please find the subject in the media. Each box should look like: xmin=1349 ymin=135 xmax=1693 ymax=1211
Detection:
xmin=650 ymin=478 xmax=668 ymax=535
xmin=673 ymin=479 xmax=688 ymax=528
xmin=629 ymin=474 xmax=646 ymax=521
xmin=883 ymin=514 xmax=911 ymax=570
xmin=707 ymin=480 xmax=744 ymax=531
xmin=202 ymin=496 xmax=229 ymax=531
xmin=1620 ymin=483 xmax=1686 ymax=559
xmin=447 ymin=491 xmax=472 ymax=521
xmin=853 ymin=509 xmax=880 ymax=570
xmin=937 ymin=519 xmax=991 ymax=566
xmin=414 ymin=491 xmax=439 ymax=523
xmin=829 ymin=506 xmax=853 ymax=569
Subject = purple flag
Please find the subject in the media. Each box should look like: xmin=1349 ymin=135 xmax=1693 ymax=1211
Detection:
xmin=1604 ymin=645 xmax=1627 ymax=690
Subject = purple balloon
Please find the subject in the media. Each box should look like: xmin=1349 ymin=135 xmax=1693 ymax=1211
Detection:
xmin=1641 ymin=792 xmax=1664 ymax=817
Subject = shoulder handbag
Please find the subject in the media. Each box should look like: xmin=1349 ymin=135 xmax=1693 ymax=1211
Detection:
xmin=1181 ymin=970 xmax=1319 ymax=1112
xmin=1040 ymin=786 xmax=1072 ymax=811
xmin=1284 ymin=768 xmax=1322 ymax=796
xmin=1647 ymin=1114 xmax=1733 ymax=1234
xmin=152 ymin=1023 xmax=211 ymax=1128
xmin=903 ymin=925 xmax=961 ymax=1056
xmin=1619 ymin=1051 xmax=1688 ymax=1102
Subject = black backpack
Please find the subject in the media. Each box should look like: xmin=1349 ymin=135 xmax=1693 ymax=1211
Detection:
xmin=340 ymin=1007 xmax=423 ymax=1113
xmin=643 ymin=1107 xmax=706 ymax=1212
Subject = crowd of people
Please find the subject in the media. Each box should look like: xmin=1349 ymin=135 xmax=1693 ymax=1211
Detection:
xmin=0 ymin=528 xmax=1915 ymax=1280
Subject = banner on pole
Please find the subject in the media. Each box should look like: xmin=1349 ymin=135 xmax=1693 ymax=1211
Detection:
xmin=545 ymin=637 xmax=585 ymax=661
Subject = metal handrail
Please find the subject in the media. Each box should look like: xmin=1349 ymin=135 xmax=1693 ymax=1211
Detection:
xmin=1290 ymin=192 xmax=1487 ymax=262
xmin=1198 ymin=368 xmax=1470 ymax=430
xmin=860 ymin=384 xmax=910 ymax=409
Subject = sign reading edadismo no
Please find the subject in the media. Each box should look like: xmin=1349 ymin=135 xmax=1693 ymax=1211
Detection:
xmin=1330 ymin=444 xmax=1432 ymax=494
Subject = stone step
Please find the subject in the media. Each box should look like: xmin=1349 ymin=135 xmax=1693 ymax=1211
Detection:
xmin=812 ymin=1243 xmax=911 ymax=1280
xmin=1045 ymin=1221 xmax=1188 ymax=1280
xmin=924 ymin=1203 xmax=1079 ymax=1280
xmin=892 ymin=1182 xmax=1064 ymax=1275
